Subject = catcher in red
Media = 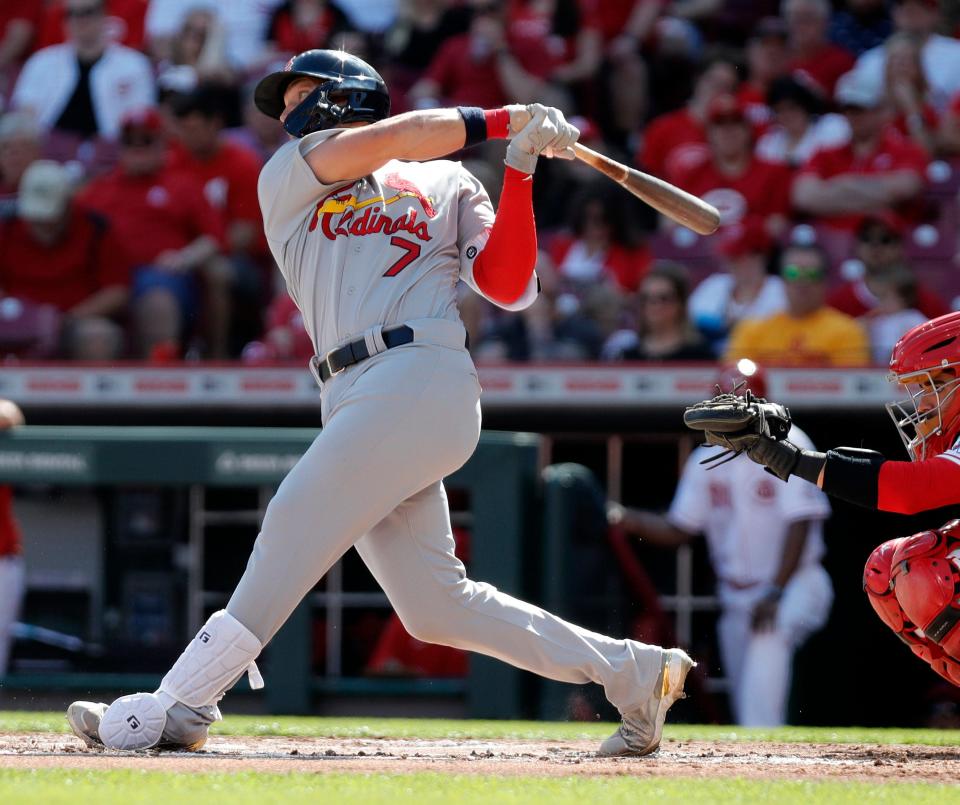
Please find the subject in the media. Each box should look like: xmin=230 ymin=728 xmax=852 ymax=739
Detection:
xmin=684 ymin=311 xmax=960 ymax=686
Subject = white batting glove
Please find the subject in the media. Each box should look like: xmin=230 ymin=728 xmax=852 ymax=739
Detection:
xmin=504 ymin=104 xmax=532 ymax=137
xmin=504 ymin=103 xmax=580 ymax=174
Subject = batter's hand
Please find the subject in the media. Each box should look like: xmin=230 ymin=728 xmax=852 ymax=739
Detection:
xmin=504 ymin=104 xmax=532 ymax=136
xmin=505 ymin=104 xmax=580 ymax=174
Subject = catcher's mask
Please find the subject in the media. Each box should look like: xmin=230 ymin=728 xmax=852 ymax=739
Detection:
xmin=254 ymin=49 xmax=390 ymax=137
xmin=886 ymin=312 xmax=960 ymax=461
xmin=716 ymin=357 xmax=767 ymax=400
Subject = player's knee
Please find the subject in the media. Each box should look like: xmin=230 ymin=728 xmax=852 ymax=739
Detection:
xmin=863 ymin=538 xmax=908 ymax=634
xmin=392 ymin=578 xmax=474 ymax=645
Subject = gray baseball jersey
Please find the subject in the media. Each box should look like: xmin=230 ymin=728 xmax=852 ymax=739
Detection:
xmin=258 ymin=129 xmax=539 ymax=359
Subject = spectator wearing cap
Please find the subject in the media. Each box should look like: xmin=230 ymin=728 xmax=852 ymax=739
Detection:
xmin=603 ymin=261 xmax=713 ymax=362
xmin=0 ymin=160 xmax=129 ymax=359
xmin=826 ymin=211 xmax=950 ymax=320
xmin=671 ymin=94 xmax=794 ymax=235
xmin=828 ymin=0 xmax=893 ymax=57
xmin=168 ymin=84 xmax=267 ymax=354
xmin=792 ymin=70 xmax=929 ymax=232
xmin=10 ymin=0 xmax=154 ymax=141
xmin=883 ymin=33 xmax=939 ymax=154
xmin=688 ymin=218 xmax=787 ymax=356
xmin=850 ymin=0 xmax=960 ymax=112
xmin=783 ymin=0 xmax=855 ymax=96
xmin=77 ymin=109 xmax=228 ymax=359
xmin=35 ymin=0 xmax=148 ymax=51
xmin=635 ymin=52 xmax=739 ymax=183
xmin=409 ymin=1 xmax=553 ymax=110
xmin=755 ymin=74 xmax=850 ymax=168
xmin=0 ymin=113 xmax=42 ymax=200
xmin=736 ymin=17 xmax=791 ymax=131
xmin=725 ymin=243 xmax=870 ymax=366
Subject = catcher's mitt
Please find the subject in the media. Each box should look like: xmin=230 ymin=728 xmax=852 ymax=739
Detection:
xmin=683 ymin=390 xmax=792 ymax=468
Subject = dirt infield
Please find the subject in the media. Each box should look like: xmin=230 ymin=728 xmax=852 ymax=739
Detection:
xmin=1 ymin=733 xmax=958 ymax=782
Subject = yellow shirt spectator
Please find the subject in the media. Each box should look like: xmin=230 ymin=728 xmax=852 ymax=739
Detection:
xmin=725 ymin=306 xmax=870 ymax=366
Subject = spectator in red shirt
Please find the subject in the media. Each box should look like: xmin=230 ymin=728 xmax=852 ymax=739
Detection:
xmin=0 ymin=398 xmax=24 ymax=678
xmin=827 ymin=211 xmax=949 ymax=320
xmin=169 ymin=85 xmax=267 ymax=353
xmin=0 ymin=112 xmax=41 ymax=199
xmin=783 ymin=0 xmax=856 ymax=96
xmin=635 ymin=52 xmax=739 ymax=182
xmin=266 ymin=0 xmax=348 ymax=57
xmin=0 ymin=160 xmax=128 ymax=359
xmin=737 ymin=17 xmax=790 ymax=131
xmin=792 ymin=70 xmax=929 ymax=232
xmin=409 ymin=0 xmax=553 ymax=110
xmin=241 ymin=292 xmax=314 ymax=364
xmin=545 ymin=181 xmax=651 ymax=294
xmin=672 ymin=94 xmax=793 ymax=236
xmin=78 ymin=108 xmax=229 ymax=359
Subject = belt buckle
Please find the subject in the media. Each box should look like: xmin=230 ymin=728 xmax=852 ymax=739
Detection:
xmin=324 ymin=351 xmax=346 ymax=378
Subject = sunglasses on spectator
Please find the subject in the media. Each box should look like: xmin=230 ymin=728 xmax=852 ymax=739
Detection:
xmin=641 ymin=291 xmax=679 ymax=304
xmin=66 ymin=4 xmax=103 ymax=19
xmin=781 ymin=263 xmax=825 ymax=282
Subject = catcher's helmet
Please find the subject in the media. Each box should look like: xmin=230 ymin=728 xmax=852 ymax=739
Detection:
xmin=887 ymin=311 xmax=960 ymax=461
xmin=254 ymin=49 xmax=390 ymax=137
xmin=716 ymin=357 xmax=767 ymax=400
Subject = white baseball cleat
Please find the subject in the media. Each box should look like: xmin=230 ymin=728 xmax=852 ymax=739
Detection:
xmin=67 ymin=694 xmax=213 ymax=751
xmin=66 ymin=701 xmax=108 ymax=748
xmin=597 ymin=648 xmax=696 ymax=757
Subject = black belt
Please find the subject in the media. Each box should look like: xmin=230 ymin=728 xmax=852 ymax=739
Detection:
xmin=314 ymin=325 xmax=414 ymax=382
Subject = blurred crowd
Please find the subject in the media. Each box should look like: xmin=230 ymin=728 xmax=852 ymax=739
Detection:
xmin=0 ymin=0 xmax=958 ymax=364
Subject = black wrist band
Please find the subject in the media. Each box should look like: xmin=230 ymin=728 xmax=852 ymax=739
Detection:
xmin=457 ymin=106 xmax=487 ymax=147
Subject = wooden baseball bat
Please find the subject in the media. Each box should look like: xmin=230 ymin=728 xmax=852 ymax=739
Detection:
xmin=572 ymin=143 xmax=721 ymax=236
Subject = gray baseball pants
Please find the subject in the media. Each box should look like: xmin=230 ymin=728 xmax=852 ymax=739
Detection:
xmin=227 ymin=321 xmax=663 ymax=713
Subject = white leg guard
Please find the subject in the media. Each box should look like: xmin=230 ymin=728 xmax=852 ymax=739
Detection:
xmin=157 ymin=610 xmax=264 ymax=709
xmin=99 ymin=693 xmax=168 ymax=750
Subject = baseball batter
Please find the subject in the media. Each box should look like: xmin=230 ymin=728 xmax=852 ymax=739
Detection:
xmin=66 ymin=49 xmax=693 ymax=756
xmin=611 ymin=363 xmax=832 ymax=725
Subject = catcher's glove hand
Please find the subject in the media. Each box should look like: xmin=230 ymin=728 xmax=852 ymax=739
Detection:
xmin=683 ymin=390 xmax=792 ymax=468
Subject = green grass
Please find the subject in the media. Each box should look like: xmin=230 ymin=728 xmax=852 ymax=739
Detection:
xmin=0 ymin=770 xmax=955 ymax=805
xmin=3 ymin=711 xmax=960 ymax=746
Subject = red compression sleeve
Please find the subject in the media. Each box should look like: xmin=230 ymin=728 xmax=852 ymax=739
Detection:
xmin=877 ymin=456 xmax=960 ymax=514
xmin=472 ymin=165 xmax=537 ymax=304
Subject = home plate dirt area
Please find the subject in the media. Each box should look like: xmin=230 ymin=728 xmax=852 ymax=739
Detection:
xmin=0 ymin=733 xmax=958 ymax=782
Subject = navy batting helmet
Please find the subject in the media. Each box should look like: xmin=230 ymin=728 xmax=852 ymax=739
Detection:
xmin=254 ymin=49 xmax=390 ymax=137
